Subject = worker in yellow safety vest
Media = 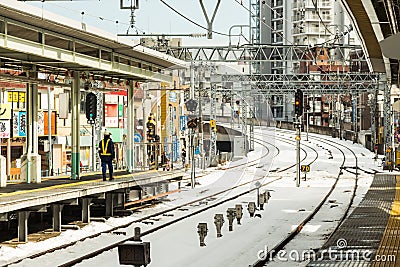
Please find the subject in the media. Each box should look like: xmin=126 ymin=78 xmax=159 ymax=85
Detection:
xmin=98 ymin=130 xmax=115 ymax=181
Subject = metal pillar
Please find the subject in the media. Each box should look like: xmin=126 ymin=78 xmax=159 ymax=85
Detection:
xmin=370 ymin=86 xmax=378 ymax=154
xmin=249 ymin=109 xmax=254 ymax=151
xmin=105 ymin=193 xmax=114 ymax=217
xmin=209 ymin=71 xmax=217 ymax=165
xmin=190 ymin=64 xmax=195 ymax=99
xmin=266 ymin=96 xmax=271 ymax=127
xmin=71 ymin=71 xmax=81 ymax=180
xmin=383 ymin=81 xmax=392 ymax=157
xmin=198 ymin=67 xmax=205 ymax=169
xmin=190 ymin=128 xmax=196 ymax=189
xmin=142 ymin=85 xmax=147 ymax=170
xmin=82 ymin=198 xmax=92 ymax=223
xmin=91 ymin=124 xmax=96 ymax=171
xmin=306 ymin=107 xmax=309 ymax=141
xmin=21 ymin=67 xmax=41 ymax=183
xmin=126 ymin=80 xmax=135 ymax=172
xmin=199 ymin=0 xmax=221 ymax=39
xmin=94 ymin=91 xmax=103 ymax=171
xmin=296 ymin=118 xmax=301 ymax=187
xmin=18 ymin=211 xmax=30 ymax=242
xmin=230 ymin=91 xmax=234 ymax=128
xmin=47 ymin=86 xmax=53 ymax=176
xmin=52 ymin=204 xmax=63 ymax=232
xmin=241 ymin=96 xmax=248 ymax=154
xmin=353 ymin=92 xmax=358 ymax=143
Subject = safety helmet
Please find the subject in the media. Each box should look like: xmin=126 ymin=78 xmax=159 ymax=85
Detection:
xmin=104 ymin=130 xmax=111 ymax=136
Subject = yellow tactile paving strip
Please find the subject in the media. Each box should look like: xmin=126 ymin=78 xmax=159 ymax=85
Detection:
xmin=0 ymin=170 xmax=156 ymax=198
xmin=372 ymin=176 xmax=400 ymax=266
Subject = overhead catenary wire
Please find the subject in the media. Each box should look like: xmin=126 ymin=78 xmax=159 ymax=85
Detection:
xmin=159 ymin=0 xmax=236 ymax=37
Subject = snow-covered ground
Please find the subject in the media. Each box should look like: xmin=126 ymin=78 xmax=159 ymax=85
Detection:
xmin=2 ymin=127 xmax=382 ymax=267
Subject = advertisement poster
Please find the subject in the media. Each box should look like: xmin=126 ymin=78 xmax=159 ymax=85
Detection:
xmin=38 ymin=111 xmax=44 ymax=136
xmin=104 ymin=104 xmax=118 ymax=127
xmin=0 ymin=120 xmax=10 ymax=138
xmin=13 ymin=111 xmax=26 ymax=137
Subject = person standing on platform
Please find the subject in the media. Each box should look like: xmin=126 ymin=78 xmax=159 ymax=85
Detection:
xmin=99 ymin=130 xmax=115 ymax=181
xmin=181 ymin=148 xmax=187 ymax=168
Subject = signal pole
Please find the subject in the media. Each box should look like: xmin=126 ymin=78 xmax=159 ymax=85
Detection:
xmin=295 ymin=117 xmax=301 ymax=187
xmin=294 ymin=89 xmax=303 ymax=187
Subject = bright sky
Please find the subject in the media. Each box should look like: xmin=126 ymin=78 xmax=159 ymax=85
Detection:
xmin=26 ymin=0 xmax=251 ymax=46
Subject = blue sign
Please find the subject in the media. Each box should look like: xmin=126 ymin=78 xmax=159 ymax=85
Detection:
xmin=180 ymin=115 xmax=188 ymax=131
xmin=164 ymin=137 xmax=169 ymax=154
xmin=194 ymin=146 xmax=200 ymax=155
xmin=172 ymin=135 xmax=179 ymax=162
xmin=134 ymin=133 xmax=142 ymax=142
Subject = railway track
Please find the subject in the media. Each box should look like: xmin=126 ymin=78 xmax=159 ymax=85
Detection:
xmin=251 ymin=128 xmax=372 ymax=266
xmin=6 ymin=128 xmax=329 ymax=267
xmin=53 ymin=130 xmax=323 ymax=267
xmin=5 ymin=127 xmax=279 ymax=266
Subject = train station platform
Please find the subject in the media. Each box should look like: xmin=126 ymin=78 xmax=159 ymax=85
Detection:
xmin=307 ymin=173 xmax=399 ymax=266
xmin=0 ymin=169 xmax=183 ymax=242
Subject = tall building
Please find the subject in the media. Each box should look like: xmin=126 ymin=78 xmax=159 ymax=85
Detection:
xmin=251 ymin=0 xmax=347 ymax=122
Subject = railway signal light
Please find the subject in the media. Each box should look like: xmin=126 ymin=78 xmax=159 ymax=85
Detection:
xmin=210 ymin=119 xmax=216 ymax=131
xmin=294 ymin=89 xmax=303 ymax=116
xmin=85 ymin=92 xmax=97 ymax=123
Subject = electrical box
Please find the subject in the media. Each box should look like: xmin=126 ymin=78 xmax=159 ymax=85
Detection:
xmin=233 ymin=136 xmax=246 ymax=158
xmin=118 ymin=241 xmax=150 ymax=266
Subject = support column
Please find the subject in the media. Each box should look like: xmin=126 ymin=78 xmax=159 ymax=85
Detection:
xmin=21 ymin=67 xmax=41 ymax=183
xmin=241 ymin=97 xmax=247 ymax=155
xmin=47 ymin=86 xmax=53 ymax=176
xmin=126 ymin=80 xmax=135 ymax=172
xmin=383 ymin=81 xmax=392 ymax=155
xmin=52 ymin=204 xmax=63 ymax=232
xmin=190 ymin=63 xmax=195 ymax=100
xmin=353 ymin=92 xmax=358 ymax=143
xmin=71 ymin=71 xmax=80 ymax=180
xmin=18 ymin=211 xmax=30 ymax=242
xmin=82 ymin=198 xmax=92 ymax=223
xmin=249 ymin=110 xmax=254 ymax=151
xmin=105 ymin=193 xmax=114 ymax=217
xmin=209 ymin=72 xmax=217 ymax=166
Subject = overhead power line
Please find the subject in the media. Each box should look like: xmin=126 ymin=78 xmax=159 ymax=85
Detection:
xmin=159 ymin=0 xmax=232 ymax=37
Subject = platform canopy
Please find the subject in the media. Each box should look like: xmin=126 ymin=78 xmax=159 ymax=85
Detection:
xmin=0 ymin=0 xmax=187 ymax=85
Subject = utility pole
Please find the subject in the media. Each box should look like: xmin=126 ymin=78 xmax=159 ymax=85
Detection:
xmin=198 ymin=65 xmax=205 ymax=169
xmin=353 ymin=92 xmax=358 ymax=143
xmin=296 ymin=117 xmax=301 ymax=187
xmin=209 ymin=67 xmax=217 ymax=166
xmin=47 ymin=86 xmax=53 ymax=176
xmin=91 ymin=124 xmax=96 ymax=171
xmin=306 ymin=95 xmax=309 ymax=141
xmin=199 ymin=0 xmax=221 ymax=39
xmin=190 ymin=127 xmax=196 ymax=188
xmin=186 ymin=73 xmax=198 ymax=188
xmin=241 ymin=93 xmax=248 ymax=155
